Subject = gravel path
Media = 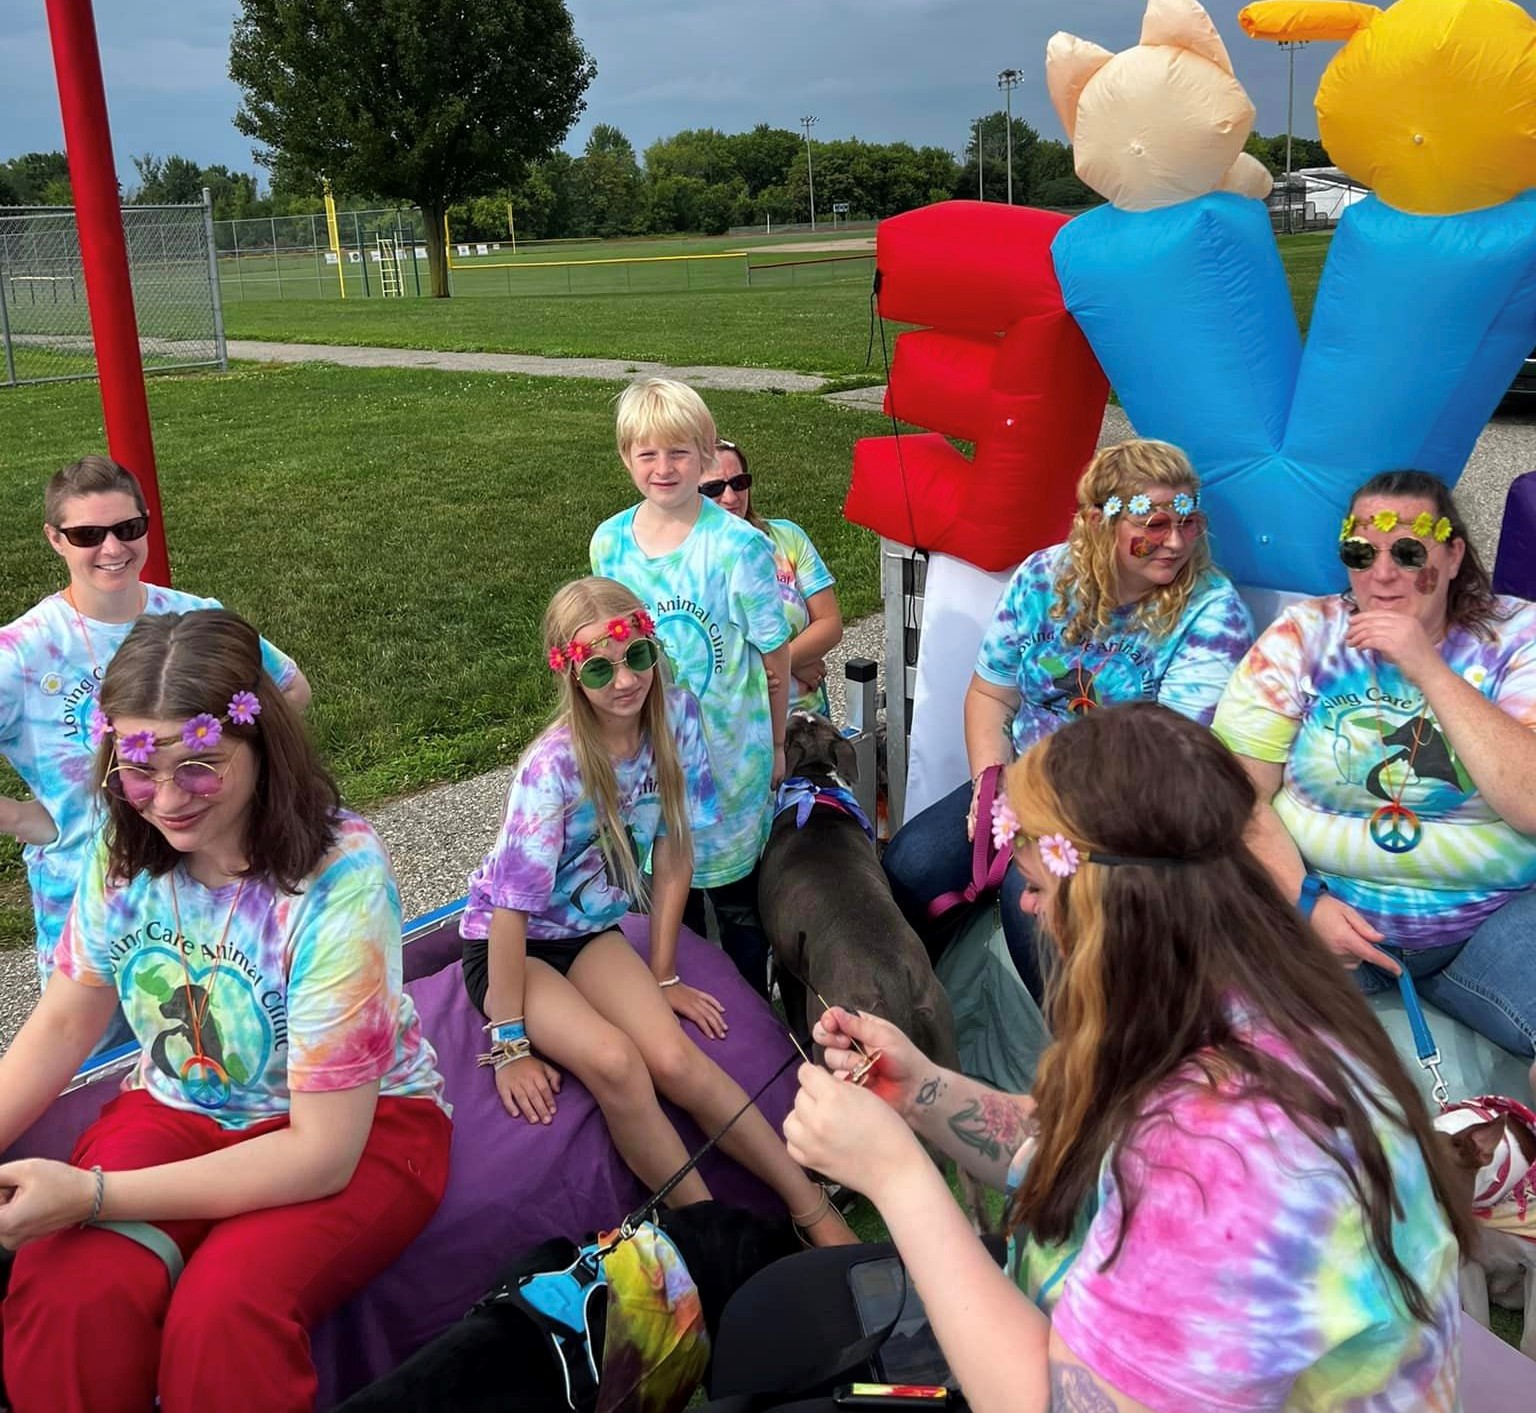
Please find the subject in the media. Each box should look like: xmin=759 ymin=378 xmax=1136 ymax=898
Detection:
xmin=228 ymin=340 xmax=829 ymax=394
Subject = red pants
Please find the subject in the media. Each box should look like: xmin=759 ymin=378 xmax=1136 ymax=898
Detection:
xmin=3 ymin=1088 xmax=451 ymax=1413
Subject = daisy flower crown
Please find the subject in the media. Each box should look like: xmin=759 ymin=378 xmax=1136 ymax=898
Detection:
xmin=548 ymin=609 xmax=657 ymax=673
xmin=1100 ymin=490 xmax=1200 ymax=522
xmin=91 ymin=689 xmax=263 ymax=764
xmin=989 ymin=798 xmax=1203 ymax=876
xmin=1339 ymin=511 xmax=1452 ymax=543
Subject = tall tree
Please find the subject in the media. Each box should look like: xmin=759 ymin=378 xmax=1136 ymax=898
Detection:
xmin=229 ymin=0 xmax=594 ymax=296
xmin=579 ymin=124 xmax=644 ymax=237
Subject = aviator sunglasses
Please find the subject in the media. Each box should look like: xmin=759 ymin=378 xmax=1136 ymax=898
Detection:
xmin=1338 ymin=537 xmax=1431 ymax=572
xmin=53 ymin=516 xmax=151 ymax=549
xmin=699 ymin=472 xmax=753 ymax=500
xmin=574 ymin=638 xmax=660 ymax=690
xmin=106 ymin=757 xmax=233 ymax=807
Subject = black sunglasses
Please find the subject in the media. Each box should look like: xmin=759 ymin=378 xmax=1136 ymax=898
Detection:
xmin=700 ymin=473 xmax=752 ymax=500
xmin=575 ymin=638 xmax=660 ymax=690
xmin=53 ymin=516 xmax=150 ymax=549
xmin=1339 ymin=536 xmax=1430 ymax=572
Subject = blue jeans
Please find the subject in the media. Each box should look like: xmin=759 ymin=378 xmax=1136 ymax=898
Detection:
xmin=1355 ymin=887 xmax=1536 ymax=1060
xmin=881 ymin=780 xmax=1044 ymax=1000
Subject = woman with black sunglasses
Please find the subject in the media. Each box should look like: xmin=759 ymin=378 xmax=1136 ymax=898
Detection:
xmin=0 ymin=457 xmax=309 ymax=1034
xmin=708 ymin=439 xmax=844 ymax=716
xmin=1217 ymin=470 xmax=1536 ymax=1088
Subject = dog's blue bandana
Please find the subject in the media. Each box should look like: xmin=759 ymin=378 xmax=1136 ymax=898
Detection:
xmin=774 ymin=776 xmax=875 ymax=843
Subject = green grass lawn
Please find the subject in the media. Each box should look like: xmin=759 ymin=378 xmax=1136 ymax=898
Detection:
xmin=0 ymin=364 xmax=889 ymax=946
xmin=221 ymin=231 xmax=1332 ymax=378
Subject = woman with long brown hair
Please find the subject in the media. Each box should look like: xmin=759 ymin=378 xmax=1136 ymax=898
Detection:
xmin=733 ymin=704 xmax=1466 ymax=1409
xmin=881 ymin=439 xmax=1252 ymax=997
xmin=0 ymin=609 xmax=447 ymax=1411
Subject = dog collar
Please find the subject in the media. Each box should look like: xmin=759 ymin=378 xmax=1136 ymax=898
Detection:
xmin=774 ymin=776 xmax=875 ymax=843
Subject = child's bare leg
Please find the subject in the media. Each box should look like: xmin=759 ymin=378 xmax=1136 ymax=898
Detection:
xmin=526 ymin=956 xmax=710 ymax=1205
xmin=569 ymin=936 xmax=854 ymax=1245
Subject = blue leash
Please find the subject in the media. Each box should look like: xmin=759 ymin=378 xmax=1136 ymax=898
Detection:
xmin=1394 ymin=968 xmax=1451 ymax=1110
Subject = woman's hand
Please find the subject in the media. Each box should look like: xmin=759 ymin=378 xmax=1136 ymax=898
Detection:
xmin=665 ymin=981 xmax=728 ymax=1040
xmin=0 ymin=1159 xmax=97 ymax=1249
xmin=0 ymin=798 xmax=57 ymax=847
xmin=784 ymin=1062 xmax=926 ymax=1203
xmin=965 ymin=776 xmax=981 ymax=842
xmin=772 ymin=744 xmax=787 ymax=789
xmin=1311 ymin=894 xmax=1400 ymax=974
xmin=1344 ymin=611 xmax=1443 ymax=685
xmin=799 ymin=657 xmax=828 ymax=691
xmin=814 ymin=1006 xmax=926 ymax=1116
xmin=495 ymin=1055 xmax=562 ymax=1125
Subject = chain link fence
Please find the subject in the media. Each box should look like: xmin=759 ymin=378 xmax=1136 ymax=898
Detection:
xmin=215 ymin=207 xmax=428 ymax=302
xmin=0 ymin=199 xmax=226 ymax=389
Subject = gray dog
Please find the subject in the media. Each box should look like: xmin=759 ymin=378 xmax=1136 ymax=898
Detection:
xmin=758 ymin=712 xmax=962 ymax=1078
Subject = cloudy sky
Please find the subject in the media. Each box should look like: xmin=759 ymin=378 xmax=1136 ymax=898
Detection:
xmin=0 ymin=0 xmax=1528 ymax=181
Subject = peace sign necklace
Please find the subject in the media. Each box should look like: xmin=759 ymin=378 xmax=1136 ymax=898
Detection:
xmin=169 ymin=873 xmax=247 ymax=1110
xmin=1366 ymin=670 xmax=1430 ymax=855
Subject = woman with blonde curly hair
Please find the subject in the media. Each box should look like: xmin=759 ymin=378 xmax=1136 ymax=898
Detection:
xmin=882 ymin=439 xmax=1253 ymax=995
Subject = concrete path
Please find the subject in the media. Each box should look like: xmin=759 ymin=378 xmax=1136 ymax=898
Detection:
xmin=227 ymin=340 xmax=832 ymax=394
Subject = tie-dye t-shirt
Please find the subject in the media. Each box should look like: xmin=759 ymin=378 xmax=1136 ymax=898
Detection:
xmin=54 ymin=813 xmax=447 ymax=1131
xmin=591 ymin=500 xmax=790 ymax=888
xmin=461 ymin=686 xmax=721 ymax=940
xmin=1213 ymin=595 xmax=1536 ymax=949
xmin=764 ymin=518 xmax=836 ymax=717
xmin=975 ymin=544 xmax=1254 ymax=756
xmin=1008 ymin=1022 xmax=1461 ymax=1409
xmin=0 ymin=587 xmax=298 ymax=982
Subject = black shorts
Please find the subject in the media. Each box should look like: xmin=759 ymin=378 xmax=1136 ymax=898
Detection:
xmin=461 ymin=930 xmax=611 ymax=1015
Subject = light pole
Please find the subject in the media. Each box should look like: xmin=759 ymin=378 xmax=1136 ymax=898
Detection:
xmin=996 ymin=68 xmax=1022 ymax=204
xmin=975 ymin=117 xmax=984 ymax=200
xmin=800 ymin=114 xmax=818 ymax=231
xmin=1279 ymin=41 xmax=1309 ymax=235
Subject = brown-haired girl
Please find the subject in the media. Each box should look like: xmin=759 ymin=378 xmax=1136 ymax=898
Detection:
xmin=882 ymin=439 xmax=1253 ymax=995
xmin=0 ymin=609 xmax=449 ymax=1409
xmin=1 ymin=456 xmax=309 ymax=1011
xmin=459 ymin=577 xmax=851 ymax=1245
xmin=768 ymin=703 xmax=1466 ymax=1409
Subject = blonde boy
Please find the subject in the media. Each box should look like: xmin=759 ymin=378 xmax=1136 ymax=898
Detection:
xmin=590 ymin=379 xmax=791 ymax=995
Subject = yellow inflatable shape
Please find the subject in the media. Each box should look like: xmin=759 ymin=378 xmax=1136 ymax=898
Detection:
xmin=1240 ymin=0 xmax=1536 ymax=215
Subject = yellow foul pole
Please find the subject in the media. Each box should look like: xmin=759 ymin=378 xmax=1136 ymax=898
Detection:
xmin=322 ymin=180 xmax=346 ymax=299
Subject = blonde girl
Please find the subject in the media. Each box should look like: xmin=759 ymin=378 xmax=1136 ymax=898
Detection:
xmin=459 ymin=577 xmax=852 ymax=1245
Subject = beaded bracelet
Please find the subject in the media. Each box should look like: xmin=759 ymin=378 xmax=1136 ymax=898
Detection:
xmin=477 ymin=1036 xmax=533 ymax=1071
xmin=81 ymin=1165 xmax=104 ymax=1227
xmin=657 ymin=975 xmax=681 ymax=989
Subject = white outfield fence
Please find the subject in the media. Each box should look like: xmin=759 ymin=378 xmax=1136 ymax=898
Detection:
xmin=0 ymin=194 xmax=226 ymax=389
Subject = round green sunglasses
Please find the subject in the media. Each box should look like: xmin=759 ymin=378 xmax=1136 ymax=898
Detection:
xmin=574 ymin=638 xmax=660 ymax=689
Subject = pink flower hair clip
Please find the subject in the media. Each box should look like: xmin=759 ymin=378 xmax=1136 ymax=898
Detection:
xmin=1037 ymin=834 xmax=1083 ymax=879
xmin=991 ymin=797 xmax=1020 ymax=853
xmin=87 ymin=703 xmax=112 ymax=750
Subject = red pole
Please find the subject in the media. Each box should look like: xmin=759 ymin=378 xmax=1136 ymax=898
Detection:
xmin=45 ymin=0 xmax=171 ymax=585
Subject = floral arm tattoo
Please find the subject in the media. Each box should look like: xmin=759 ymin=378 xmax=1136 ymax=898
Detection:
xmin=909 ymin=1074 xmax=1035 ymax=1187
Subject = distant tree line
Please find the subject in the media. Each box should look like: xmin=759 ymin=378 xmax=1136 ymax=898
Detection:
xmin=0 ymin=124 xmax=1333 ymax=239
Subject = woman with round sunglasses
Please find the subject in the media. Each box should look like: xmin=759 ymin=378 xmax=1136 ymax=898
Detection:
xmin=458 ymin=577 xmax=854 ymax=1245
xmin=709 ymin=438 xmax=844 ymax=716
xmin=1216 ymin=470 xmax=1536 ymax=1084
xmin=882 ymin=439 xmax=1253 ymax=997
xmin=0 ymin=609 xmax=450 ymax=1410
xmin=1 ymin=456 xmax=310 ymax=1015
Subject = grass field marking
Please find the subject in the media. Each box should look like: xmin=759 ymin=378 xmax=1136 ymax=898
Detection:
xmin=449 ymin=249 xmax=749 ymax=272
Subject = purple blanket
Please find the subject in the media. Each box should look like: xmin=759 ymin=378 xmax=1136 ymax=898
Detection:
xmin=311 ymin=916 xmax=800 ymax=1405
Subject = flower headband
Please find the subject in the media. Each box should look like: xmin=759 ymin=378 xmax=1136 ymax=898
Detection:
xmin=1340 ymin=511 xmax=1452 ymax=543
xmin=1101 ymin=490 xmax=1199 ymax=521
xmin=92 ymin=690 xmax=262 ymax=765
xmin=548 ymin=609 xmax=657 ymax=673
xmin=990 ymin=797 xmax=1200 ymax=876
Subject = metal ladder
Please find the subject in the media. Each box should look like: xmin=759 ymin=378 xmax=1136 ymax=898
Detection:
xmin=376 ymin=236 xmax=403 ymax=297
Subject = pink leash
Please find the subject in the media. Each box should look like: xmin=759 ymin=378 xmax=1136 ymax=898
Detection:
xmin=926 ymin=764 xmax=1011 ymax=919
